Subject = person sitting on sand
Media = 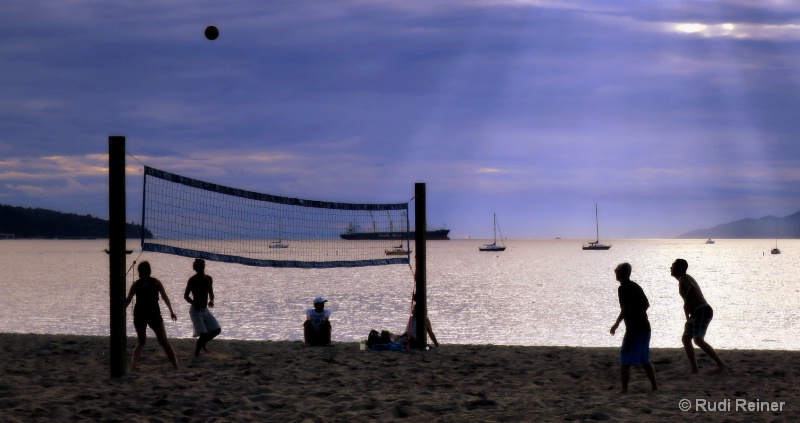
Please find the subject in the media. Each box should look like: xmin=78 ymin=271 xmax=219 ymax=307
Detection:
xmin=396 ymin=303 xmax=440 ymax=349
xmin=304 ymin=297 xmax=332 ymax=346
xmin=184 ymin=258 xmax=222 ymax=357
xmin=670 ymin=259 xmax=726 ymax=374
xmin=125 ymin=261 xmax=179 ymax=371
xmin=609 ymin=262 xmax=657 ymax=393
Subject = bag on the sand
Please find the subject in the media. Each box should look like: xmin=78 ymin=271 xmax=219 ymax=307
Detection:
xmin=367 ymin=330 xmax=381 ymax=347
xmin=366 ymin=329 xmax=393 ymax=348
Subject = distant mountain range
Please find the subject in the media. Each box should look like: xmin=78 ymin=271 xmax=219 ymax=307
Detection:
xmin=0 ymin=204 xmax=150 ymax=239
xmin=678 ymin=211 xmax=800 ymax=239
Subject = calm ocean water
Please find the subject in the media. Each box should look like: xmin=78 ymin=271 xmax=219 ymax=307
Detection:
xmin=0 ymin=239 xmax=797 ymax=349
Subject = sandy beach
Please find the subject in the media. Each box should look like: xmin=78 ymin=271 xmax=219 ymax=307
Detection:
xmin=0 ymin=333 xmax=796 ymax=422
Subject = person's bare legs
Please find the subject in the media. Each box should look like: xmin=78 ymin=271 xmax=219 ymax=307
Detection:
xmin=620 ymin=365 xmax=631 ymax=394
xmin=154 ymin=323 xmax=179 ymax=370
xmin=644 ymin=362 xmax=658 ymax=392
xmin=322 ymin=321 xmax=331 ymax=346
xmin=303 ymin=320 xmax=313 ymax=346
xmin=130 ymin=340 xmax=145 ymax=371
xmin=130 ymin=325 xmax=147 ymax=371
xmin=196 ymin=328 xmax=221 ymax=356
xmin=694 ymin=336 xmax=726 ymax=373
xmin=195 ymin=333 xmax=207 ymax=357
xmin=682 ymin=334 xmax=699 ymax=373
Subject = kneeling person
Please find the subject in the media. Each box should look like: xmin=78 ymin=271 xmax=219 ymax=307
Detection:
xmin=304 ymin=297 xmax=332 ymax=346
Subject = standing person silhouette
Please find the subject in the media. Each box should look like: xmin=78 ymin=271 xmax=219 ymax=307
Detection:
xmin=184 ymin=259 xmax=222 ymax=357
xmin=670 ymin=259 xmax=726 ymax=374
xmin=609 ymin=262 xmax=657 ymax=393
xmin=125 ymin=261 xmax=179 ymax=371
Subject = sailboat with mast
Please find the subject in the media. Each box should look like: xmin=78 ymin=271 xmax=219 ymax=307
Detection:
xmin=479 ymin=213 xmax=506 ymax=252
xmin=269 ymin=219 xmax=289 ymax=248
xmin=771 ymin=217 xmax=781 ymax=255
xmin=269 ymin=239 xmax=288 ymax=249
xmin=582 ymin=204 xmax=611 ymax=250
xmin=384 ymin=212 xmax=411 ymax=255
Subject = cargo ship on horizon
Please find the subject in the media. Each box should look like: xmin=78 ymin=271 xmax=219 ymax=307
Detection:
xmin=340 ymin=223 xmax=450 ymax=240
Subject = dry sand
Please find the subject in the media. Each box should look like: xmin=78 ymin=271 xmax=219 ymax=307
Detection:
xmin=0 ymin=333 xmax=796 ymax=422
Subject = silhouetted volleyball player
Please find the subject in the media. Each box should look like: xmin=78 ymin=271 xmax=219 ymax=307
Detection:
xmin=184 ymin=259 xmax=222 ymax=356
xmin=126 ymin=261 xmax=179 ymax=371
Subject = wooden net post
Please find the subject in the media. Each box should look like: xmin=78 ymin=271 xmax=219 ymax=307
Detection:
xmin=109 ymin=136 xmax=127 ymax=377
xmin=414 ymin=183 xmax=427 ymax=350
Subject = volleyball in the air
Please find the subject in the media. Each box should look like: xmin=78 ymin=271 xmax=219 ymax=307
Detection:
xmin=205 ymin=26 xmax=219 ymax=41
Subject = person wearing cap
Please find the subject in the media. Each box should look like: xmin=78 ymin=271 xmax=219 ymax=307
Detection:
xmin=184 ymin=258 xmax=222 ymax=357
xmin=304 ymin=297 xmax=332 ymax=346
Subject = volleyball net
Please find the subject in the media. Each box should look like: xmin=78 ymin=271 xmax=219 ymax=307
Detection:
xmin=141 ymin=166 xmax=411 ymax=268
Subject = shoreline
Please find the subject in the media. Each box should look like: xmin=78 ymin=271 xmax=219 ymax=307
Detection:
xmin=1 ymin=333 xmax=797 ymax=421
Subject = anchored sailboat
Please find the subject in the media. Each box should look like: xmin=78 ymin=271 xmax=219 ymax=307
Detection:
xmin=269 ymin=220 xmax=289 ymax=248
xmin=771 ymin=218 xmax=781 ymax=255
xmin=479 ymin=213 xmax=506 ymax=252
xmin=582 ymin=204 xmax=611 ymax=250
xmin=384 ymin=211 xmax=411 ymax=255
xmin=385 ymin=244 xmax=411 ymax=255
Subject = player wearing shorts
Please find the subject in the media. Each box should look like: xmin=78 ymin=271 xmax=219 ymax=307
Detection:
xmin=185 ymin=259 xmax=222 ymax=357
xmin=610 ymin=262 xmax=657 ymax=393
xmin=671 ymin=259 xmax=726 ymax=374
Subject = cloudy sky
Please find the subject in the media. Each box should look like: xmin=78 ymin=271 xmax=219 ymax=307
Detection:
xmin=2 ymin=0 xmax=800 ymax=239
